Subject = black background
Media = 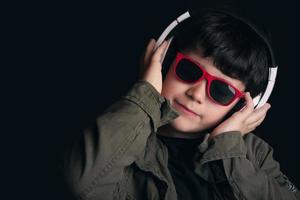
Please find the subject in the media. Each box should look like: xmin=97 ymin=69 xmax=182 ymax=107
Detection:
xmin=5 ymin=0 xmax=299 ymax=199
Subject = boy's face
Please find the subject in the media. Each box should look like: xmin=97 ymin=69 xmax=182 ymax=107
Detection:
xmin=161 ymin=49 xmax=246 ymax=134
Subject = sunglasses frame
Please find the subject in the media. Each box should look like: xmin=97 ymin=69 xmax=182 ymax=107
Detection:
xmin=173 ymin=52 xmax=245 ymax=106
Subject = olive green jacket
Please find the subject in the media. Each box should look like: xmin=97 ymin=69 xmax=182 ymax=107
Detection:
xmin=63 ymin=80 xmax=300 ymax=200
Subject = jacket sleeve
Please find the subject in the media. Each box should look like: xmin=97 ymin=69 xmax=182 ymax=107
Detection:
xmin=62 ymin=80 xmax=179 ymax=199
xmin=196 ymin=131 xmax=300 ymax=200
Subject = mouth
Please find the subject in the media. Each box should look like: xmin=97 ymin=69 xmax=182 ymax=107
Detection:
xmin=173 ymin=100 xmax=200 ymax=117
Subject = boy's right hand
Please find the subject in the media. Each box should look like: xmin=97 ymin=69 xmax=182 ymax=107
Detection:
xmin=139 ymin=38 xmax=169 ymax=94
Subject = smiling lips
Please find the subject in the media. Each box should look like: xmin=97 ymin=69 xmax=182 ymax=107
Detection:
xmin=174 ymin=100 xmax=199 ymax=117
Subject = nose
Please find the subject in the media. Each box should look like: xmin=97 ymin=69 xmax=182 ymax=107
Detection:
xmin=185 ymin=79 xmax=207 ymax=104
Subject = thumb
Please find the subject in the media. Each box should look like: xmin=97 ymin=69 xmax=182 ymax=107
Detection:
xmin=139 ymin=38 xmax=156 ymax=77
xmin=151 ymin=40 xmax=169 ymax=64
xmin=144 ymin=38 xmax=156 ymax=65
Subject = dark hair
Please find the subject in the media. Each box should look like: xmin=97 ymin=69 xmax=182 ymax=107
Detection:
xmin=167 ymin=11 xmax=271 ymax=97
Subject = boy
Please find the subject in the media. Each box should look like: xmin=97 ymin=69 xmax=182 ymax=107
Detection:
xmin=63 ymin=10 xmax=299 ymax=199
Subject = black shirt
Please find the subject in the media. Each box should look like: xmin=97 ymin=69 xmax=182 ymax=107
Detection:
xmin=157 ymin=134 xmax=235 ymax=200
xmin=157 ymin=134 xmax=212 ymax=199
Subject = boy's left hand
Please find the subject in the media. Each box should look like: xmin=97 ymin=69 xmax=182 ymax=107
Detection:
xmin=210 ymin=92 xmax=271 ymax=139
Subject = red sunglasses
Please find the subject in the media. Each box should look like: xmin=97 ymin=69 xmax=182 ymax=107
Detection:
xmin=173 ymin=52 xmax=245 ymax=106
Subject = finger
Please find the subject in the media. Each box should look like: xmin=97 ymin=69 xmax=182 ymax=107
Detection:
xmin=246 ymin=103 xmax=271 ymax=124
xmin=139 ymin=38 xmax=156 ymax=77
xmin=254 ymin=103 xmax=271 ymax=113
xmin=151 ymin=40 xmax=169 ymax=63
xmin=143 ymin=38 xmax=156 ymax=66
xmin=247 ymin=114 xmax=266 ymax=131
xmin=247 ymin=112 xmax=267 ymax=126
xmin=238 ymin=92 xmax=254 ymax=116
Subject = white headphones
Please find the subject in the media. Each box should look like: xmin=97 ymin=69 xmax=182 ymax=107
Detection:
xmin=155 ymin=9 xmax=278 ymax=109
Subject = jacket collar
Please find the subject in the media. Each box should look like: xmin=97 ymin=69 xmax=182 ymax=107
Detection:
xmin=135 ymin=132 xmax=178 ymax=199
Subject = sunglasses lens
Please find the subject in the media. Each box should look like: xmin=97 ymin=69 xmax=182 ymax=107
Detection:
xmin=176 ymin=59 xmax=203 ymax=82
xmin=210 ymin=80 xmax=236 ymax=105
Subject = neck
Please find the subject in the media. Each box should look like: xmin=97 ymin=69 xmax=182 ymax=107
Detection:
xmin=157 ymin=124 xmax=207 ymax=139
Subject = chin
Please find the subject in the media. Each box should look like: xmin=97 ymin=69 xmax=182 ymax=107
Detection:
xmin=170 ymin=118 xmax=203 ymax=133
xmin=170 ymin=115 xmax=218 ymax=134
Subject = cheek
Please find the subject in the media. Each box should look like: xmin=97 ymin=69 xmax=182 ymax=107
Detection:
xmin=204 ymin=101 xmax=234 ymax=121
xmin=161 ymin=81 xmax=180 ymax=100
xmin=207 ymin=103 xmax=226 ymax=114
xmin=161 ymin=69 xmax=181 ymax=99
xmin=208 ymin=100 xmax=240 ymax=122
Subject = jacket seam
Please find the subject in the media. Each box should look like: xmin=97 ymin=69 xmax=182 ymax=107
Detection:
xmin=124 ymin=81 xmax=164 ymax=109
xmin=201 ymin=152 xmax=246 ymax=163
xmin=79 ymin=115 xmax=148 ymax=199
xmin=137 ymin=80 xmax=165 ymax=104
xmin=124 ymin=95 xmax=159 ymax=115
xmin=228 ymin=176 xmax=247 ymax=200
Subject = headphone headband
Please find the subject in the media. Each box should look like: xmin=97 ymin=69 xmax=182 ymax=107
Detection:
xmin=155 ymin=9 xmax=278 ymax=108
